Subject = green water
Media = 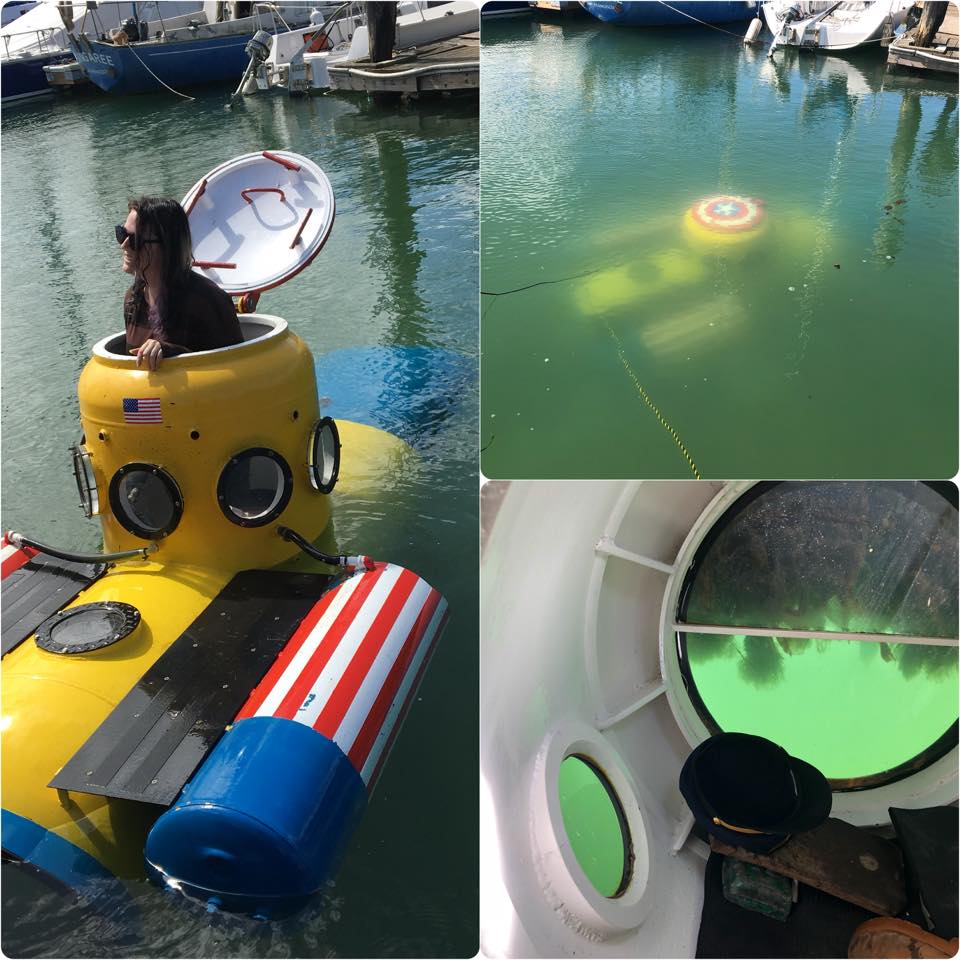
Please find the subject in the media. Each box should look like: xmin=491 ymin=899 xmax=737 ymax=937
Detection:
xmin=481 ymin=19 xmax=958 ymax=479
xmin=682 ymin=482 xmax=958 ymax=781
xmin=1 ymin=86 xmax=477 ymax=957
xmin=557 ymin=756 xmax=627 ymax=898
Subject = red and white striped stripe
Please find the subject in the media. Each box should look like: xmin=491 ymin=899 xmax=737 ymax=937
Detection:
xmin=235 ymin=563 xmax=448 ymax=788
xmin=1 ymin=534 xmax=38 ymax=580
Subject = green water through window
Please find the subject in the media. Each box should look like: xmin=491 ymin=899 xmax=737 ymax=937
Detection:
xmin=679 ymin=482 xmax=958 ymax=784
xmin=558 ymin=756 xmax=630 ymax=898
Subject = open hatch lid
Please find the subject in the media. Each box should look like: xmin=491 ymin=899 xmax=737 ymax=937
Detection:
xmin=182 ymin=150 xmax=335 ymax=296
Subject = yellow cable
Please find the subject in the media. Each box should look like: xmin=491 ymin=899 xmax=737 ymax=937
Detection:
xmin=605 ymin=321 xmax=701 ymax=480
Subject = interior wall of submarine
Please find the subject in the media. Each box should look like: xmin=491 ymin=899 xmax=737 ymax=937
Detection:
xmin=480 ymin=480 xmax=959 ymax=959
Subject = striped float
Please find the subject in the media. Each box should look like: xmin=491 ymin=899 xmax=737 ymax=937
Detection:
xmin=235 ymin=561 xmax=448 ymax=788
xmin=1 ymin=533 xmax=38 ymax=580
xmin=144 ymin=562 xmax=449 ymax=915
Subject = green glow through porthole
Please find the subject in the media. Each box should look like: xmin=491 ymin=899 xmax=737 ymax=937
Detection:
xmin=679 ymin=482 xmax=958 ymax=786
xmin=558 ymin=755 xmax=630 ymax=898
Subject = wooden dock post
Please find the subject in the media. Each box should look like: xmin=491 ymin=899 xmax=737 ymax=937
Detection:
xmin=365 ymin=2 xmax=397 ymax=63
xmin=916 ymin=1 xmax=949 ymax=47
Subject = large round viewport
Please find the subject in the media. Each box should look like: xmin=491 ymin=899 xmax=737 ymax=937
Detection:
xmin=217 ymin=448 xmax=293 ymax=527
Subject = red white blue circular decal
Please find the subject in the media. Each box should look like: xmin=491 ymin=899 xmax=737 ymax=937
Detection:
xmin=691 ymin=195 xmax=764 ymax=233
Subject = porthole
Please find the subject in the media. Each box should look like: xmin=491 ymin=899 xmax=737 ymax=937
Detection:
xmin=70 ymin=443 xmax=99 ymax=518
xmin=217 ymin=448 xmax=292 ymax=527
xmin=108 ymin=463 xmax=182 ymax=540
xmin=307 ymin=417 xmax=341 ymax=494
xmin=674 ymin=481 xmax=958 ymax=790
xmin=36 ymin=602 xmax=140 ymax=655
xmin=558 ymin=755 xmax=631 ymax=898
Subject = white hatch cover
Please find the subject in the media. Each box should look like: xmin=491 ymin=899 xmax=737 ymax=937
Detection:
xmin=182 ymin=150 xmax=335 ymax=296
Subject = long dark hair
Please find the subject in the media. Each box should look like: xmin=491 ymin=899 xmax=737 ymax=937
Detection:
xmin=125 ymin=196 xmax=194 ymax=334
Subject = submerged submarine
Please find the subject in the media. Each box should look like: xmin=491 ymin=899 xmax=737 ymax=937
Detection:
xmin=1 ymin=150 xmax=450 ymax=919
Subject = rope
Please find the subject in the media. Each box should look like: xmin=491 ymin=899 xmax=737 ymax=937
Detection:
xmin=125 ymin=42 xmax=196 ymax=101
xmin=605 ymin=321 xmax=701 ymax=479
xmin=481 ymin=266 xmax=603 ymax=297
xmin=654 ymin=0 xmax=755 ymax=39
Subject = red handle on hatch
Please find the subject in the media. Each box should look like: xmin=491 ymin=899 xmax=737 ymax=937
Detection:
xmin=262 ymin=150 xmax=301 ymax=172
xmin=241 ymin=187 xmax=286 ymax=205
xmin=290 ymin=208 xmax=314 ymax=249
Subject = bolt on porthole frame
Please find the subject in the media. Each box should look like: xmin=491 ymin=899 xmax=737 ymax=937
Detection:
xmin=307 ymin=417 xmax=341 ymax=494
xmin=108 ymin=462 xmax=183 ymax=540
xmin=660 ymin=481 xmax=959 ymax=795
xmin=217 ymin=447 xmax=293 ymax=528
xmin=70 ymin=442 xmax=100 ymax=518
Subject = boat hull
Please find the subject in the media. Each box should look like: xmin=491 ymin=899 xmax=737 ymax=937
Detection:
xmin=67 ymin=32 xmax=253 ymax=94
xmin=581 ymin=1 xmax=759 ymax=26
xmin=0 ymin=50 xmax=72 ymax=102
xmin=481 ymin=1 xmax=534 ymax=18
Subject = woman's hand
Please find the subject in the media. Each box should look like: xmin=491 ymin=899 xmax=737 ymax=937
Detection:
xmin=130 ymin=338 xmax=164 ymax=370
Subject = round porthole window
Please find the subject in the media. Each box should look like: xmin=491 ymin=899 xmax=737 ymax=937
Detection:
xmin=558 ymin=755 xmax=632 ymax=898
xmin=36 ymin=602 xmax=140 ymax=654
xmin=70 ymin=443 xmax=99 ymax=518
xmin=308 ymin=417 xmax=341 ymax=494
xmin=217 ymin=448 xmax=293 ymax=527
xmin=109 ymin=464 xmax=182 ymax=540
xmin=674 ymin=481 xmax=958 ymax=789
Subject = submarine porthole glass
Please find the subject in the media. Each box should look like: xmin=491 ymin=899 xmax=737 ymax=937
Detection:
xmin=70 ymin=443 xmax=99 ymax=518
xmin=676 ymin=482 xmax=959 ymax=789
xmin=109 ymin=464 xmax=183 ymax=540
xmin=217 ymin=448 xmax=293 ymax=527
xmin=35 ymin=602 xmax=140 ymax=655
xmin=558 ymin=755 xmax=631 ymax=898
xmin=308 ymin=417 xmax=341 ymax=494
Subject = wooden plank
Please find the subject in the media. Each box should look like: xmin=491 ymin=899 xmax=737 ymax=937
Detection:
xmin=710 ymin=817 xmax=907 ymax=917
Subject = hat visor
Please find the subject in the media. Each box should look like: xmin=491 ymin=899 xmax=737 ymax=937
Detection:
xmin=761 ymin=754 xmax=833 ymax=835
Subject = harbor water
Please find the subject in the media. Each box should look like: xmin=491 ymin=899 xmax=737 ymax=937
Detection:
xmin=0 ymin=85 xmax=478 ymax=957
xmin=481 ymin=17 xmax=958 ymax=479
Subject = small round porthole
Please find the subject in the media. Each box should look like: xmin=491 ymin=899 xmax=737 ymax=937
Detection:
xmin=217 ymin=448 xmax=293 ymax=527
xmin=558 ymin=755 xmax=632 ymax=898
xmin=109 ymin=463 xmax=183 ymax=540
xmin=70 ymin=443 xmax=99 ymax=518
xmin=36 ymin=602 xmax=140 ymax=654
xmin=308 ymin=417 xmax=341 ymax=494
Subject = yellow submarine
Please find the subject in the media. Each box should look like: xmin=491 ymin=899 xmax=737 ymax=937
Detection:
xmin=1 ymin=151 xmax=449 ymax=919
xmin=575 ymin=193 xmax=774 ymax=319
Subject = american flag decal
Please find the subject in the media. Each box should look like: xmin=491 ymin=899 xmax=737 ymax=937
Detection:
xmin=123 ymin=398 xmax=162 ymax=424
xmin=235 ymin=563 xmax=448 ymax=791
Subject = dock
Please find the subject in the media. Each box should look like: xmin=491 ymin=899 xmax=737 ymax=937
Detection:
xmin=327 ymin=33 xmax=478 ymax=95
xmin=887 ymin=1 xmax=958 ymax=76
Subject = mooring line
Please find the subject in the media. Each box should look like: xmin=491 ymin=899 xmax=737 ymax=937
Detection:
xmin=481 ymin=266 xmax=603 ymax=297
xmin=605 ymin=321 xmax=701 ymax=479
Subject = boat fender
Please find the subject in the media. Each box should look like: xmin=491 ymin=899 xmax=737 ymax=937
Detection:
xmin=144 ymin=563 xmax=448 ymax=916
xmin=744 ymin=17 xmax=763 ymax=43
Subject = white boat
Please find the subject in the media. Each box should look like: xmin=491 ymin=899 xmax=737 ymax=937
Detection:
xmin=238 ymin=0 xmax=479 ymax=96
xmin=763 ymin=0 xmax=914 ymax=55
xmin=481 ymin=480 xmax=959 ymax=958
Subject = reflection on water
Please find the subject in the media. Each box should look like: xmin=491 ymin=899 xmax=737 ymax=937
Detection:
xmin=481 ymin=20 xmax=958 ymax=479
xmin=1 ymin=85 xmax=477 ymax=958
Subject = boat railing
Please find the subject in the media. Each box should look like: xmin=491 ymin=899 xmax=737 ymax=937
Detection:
xmin=1 ymin=26 xmax=60 ymax=60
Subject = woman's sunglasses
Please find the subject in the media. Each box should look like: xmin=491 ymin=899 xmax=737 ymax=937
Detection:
xmin=115 ymin=225 xmax=162 ymax=249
